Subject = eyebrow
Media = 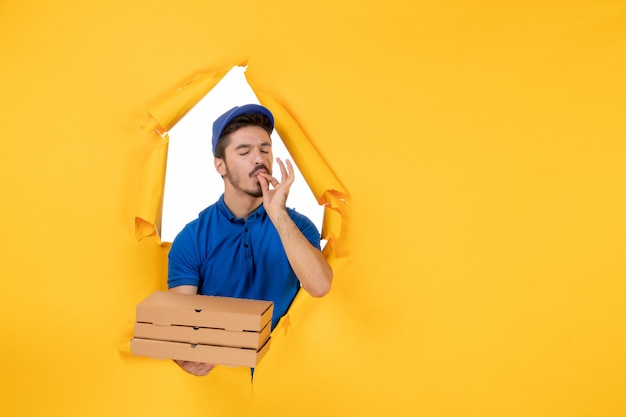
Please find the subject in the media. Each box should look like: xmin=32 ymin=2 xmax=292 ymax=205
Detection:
xmin=234 ymin=141 xmax=272 ymax=150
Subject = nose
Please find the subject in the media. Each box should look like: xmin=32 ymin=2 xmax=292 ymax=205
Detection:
xmin=252 ymin=147 xmax=265 ymax=164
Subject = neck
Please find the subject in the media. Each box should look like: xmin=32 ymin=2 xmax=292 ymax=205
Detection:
xmin=223 ymin=187 xmax=263 ymax=220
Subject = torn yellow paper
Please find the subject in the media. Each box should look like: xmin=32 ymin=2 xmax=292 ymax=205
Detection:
xmin=148 ymin=67 xmax=233 ymax=132
xmin=133 ymin=66 xmax=350 ymax=347
xmin=135 ymin=67 xmax=232 ymax=240
xmin=250 ymin=89 xmax=348 ymax=204
xmin=251 ymin=87 xmax=350 ymax=257
xmin=135 ymin=136 xmax=168 ymax=240
xmin=135 ymin=67 xmax=350 ymax=258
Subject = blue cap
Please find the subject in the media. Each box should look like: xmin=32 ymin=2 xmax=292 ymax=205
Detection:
xmin=211 ymin=104 xmax=274 ymax=156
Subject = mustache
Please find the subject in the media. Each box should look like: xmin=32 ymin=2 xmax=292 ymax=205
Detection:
xmin=249 ymin=164 xmax=270 ymax=177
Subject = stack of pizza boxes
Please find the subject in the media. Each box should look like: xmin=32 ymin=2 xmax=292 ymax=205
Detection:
xmin=130 ymin=291 xmax=273 ymax=367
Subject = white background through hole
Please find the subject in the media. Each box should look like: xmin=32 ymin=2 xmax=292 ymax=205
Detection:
xmin=161 ymin=66 xmax=324 ymax=244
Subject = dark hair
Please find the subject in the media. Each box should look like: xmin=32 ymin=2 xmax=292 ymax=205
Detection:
xmin=214 ymin=113 xmax=273 ymax=159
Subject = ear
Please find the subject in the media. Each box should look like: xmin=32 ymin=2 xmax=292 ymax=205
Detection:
xmin=214 ymin=157 xmax=226 ymax=176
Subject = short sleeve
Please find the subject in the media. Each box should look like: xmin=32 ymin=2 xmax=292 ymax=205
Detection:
xmin=289 ymin=209 xmax=321 ymax=251
xmin=167 ymin=226 xmax=202 ymax=289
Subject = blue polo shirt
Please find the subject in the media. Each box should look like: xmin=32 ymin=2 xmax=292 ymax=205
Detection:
xmin=167 ymin=194 xmax=321 ymax=329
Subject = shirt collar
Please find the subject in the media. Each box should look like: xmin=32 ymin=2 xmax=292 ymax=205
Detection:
xmin=217 ymin=194 xmax=267 ymax=223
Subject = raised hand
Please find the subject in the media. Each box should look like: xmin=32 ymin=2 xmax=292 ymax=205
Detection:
xmin=256 ymin=157 xmax=295 ymax=220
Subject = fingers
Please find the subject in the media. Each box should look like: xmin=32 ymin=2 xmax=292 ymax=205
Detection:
xmin=175 ymin=360 xmax=216 ymax=376
xmin=257 ymin=172 xmax=278 ymax=189
xmin=256 ymin=158 xmax=294 ymax=192
xmin=276 ymin=158 xmax=295 ymax=186
xmin=257 ymin=171 xmax=269 ymax=192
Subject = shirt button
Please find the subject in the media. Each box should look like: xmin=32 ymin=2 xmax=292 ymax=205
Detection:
xmin=244 ymin=228 xmax=248 ymax=232
xmin=244 ymin=244 xmax=249 ymax=248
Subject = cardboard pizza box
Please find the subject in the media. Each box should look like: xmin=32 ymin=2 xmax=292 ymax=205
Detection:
xmin=135 ymin=291 xmax=273 ymax=332
xmin=130 ymin=337 xmax=271 ymax=368
xmin=130 ymin=291 xmax=275 ymax=367
xmin=133 ymin=320 xmax=271 ymax=349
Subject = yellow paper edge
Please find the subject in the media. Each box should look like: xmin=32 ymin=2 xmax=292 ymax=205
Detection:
xmin=135 ymin=66 xmax=350 ymax=257
xmin=133 ymin=66 xmax=350 ymax=340
xmin=249 ymin=85 xmax=350 ymax=257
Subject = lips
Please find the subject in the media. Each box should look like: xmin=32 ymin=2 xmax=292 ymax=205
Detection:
xmin=250 ymin=165 xmax=269 ymax=177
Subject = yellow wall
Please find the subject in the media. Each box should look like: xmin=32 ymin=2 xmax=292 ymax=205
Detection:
xmin=1 ymin=1 xmax=625 ymax=416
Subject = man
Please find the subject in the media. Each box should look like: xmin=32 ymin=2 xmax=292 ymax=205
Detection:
xmin=167 ymin=104 xmax=333 ymax=376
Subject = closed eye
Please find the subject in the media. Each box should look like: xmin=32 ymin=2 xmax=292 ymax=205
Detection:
xmin=235 ymin=144 xmax=251 ymax=156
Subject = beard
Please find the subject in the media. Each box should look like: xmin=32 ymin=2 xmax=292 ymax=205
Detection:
xmin=224 ymin=164 xmax=269 ymax=198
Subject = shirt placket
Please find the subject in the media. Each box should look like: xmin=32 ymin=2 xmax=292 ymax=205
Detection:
xmin=242 ymin=222 xmax=253 ymax=268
